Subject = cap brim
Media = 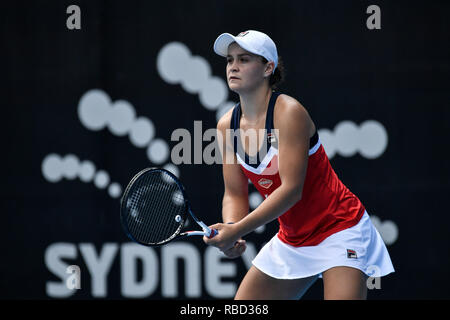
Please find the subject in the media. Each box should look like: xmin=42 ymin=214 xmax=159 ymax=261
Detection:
xmin=214 ymin=32 xmax=260 ymax=59
xmin=213 ymin=33 xmax=237 ymax=57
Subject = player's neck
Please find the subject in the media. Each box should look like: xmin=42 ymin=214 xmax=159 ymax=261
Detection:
xmin=239 ymin=86 xmax=272 ymax=123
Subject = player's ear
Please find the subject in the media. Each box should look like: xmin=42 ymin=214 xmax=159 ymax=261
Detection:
xmin=264 ymin=61 xmax=275 ymax=78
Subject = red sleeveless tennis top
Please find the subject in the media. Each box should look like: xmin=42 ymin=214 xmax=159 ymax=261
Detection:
xmin=230 ymin=92 xmax=365 ymax=247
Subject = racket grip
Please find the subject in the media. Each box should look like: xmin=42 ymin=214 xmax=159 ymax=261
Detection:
xmin=208 ymin=228 xmax=218 ymax=239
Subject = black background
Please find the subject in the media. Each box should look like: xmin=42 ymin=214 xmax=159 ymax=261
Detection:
xmin=1 ymin=0 xmax=449 ymax=299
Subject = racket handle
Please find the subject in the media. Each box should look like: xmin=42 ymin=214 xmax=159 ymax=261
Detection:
xmin=197 ymin=221 xmax=218 ymax=238
xmin=207 ymin=228 xmax=218 ymax=239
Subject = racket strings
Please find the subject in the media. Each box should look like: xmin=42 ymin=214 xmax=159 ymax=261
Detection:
xmin=128 ymin=178 xmax=166 ymax=243
xmin=129 ymin=178 xmax=167 ymax=243
xmin=131 ymin=184 xmax=156 ymax=243
xmin=124 ymin=170 xmax=186 ymax=244
xmin=145 ymin=180 xmax=174 ymax=242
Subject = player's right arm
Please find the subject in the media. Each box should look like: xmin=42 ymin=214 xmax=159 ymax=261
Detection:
xmin=216 ymin=110 xmax=249 ymax=258
xmin=217 ymin=110 xmax=249 ymax=224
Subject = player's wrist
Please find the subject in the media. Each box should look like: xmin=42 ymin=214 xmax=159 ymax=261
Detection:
xmin=234 ymin=218 xmax=253 ymax=239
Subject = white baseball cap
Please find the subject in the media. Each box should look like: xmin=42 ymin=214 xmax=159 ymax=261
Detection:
xmin=213 ymin=30 xmax=278 ymax=72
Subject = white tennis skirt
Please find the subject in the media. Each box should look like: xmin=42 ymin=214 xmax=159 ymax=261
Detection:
xmin=252 ymin=211 xmax=395 ymax=279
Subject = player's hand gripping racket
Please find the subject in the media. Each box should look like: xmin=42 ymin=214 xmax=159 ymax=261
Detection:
xmin=120 ymin=167 xmax=218 ymax=246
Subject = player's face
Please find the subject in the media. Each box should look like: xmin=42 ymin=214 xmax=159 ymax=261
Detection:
xmin=226 ymin=43 xmax=267 ymax=93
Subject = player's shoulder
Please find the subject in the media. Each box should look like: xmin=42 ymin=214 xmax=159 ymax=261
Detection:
xmin=275 ymin=93 xmax=310 ymax=122
xmin=216 ymin=105 xmax=236 ymax=132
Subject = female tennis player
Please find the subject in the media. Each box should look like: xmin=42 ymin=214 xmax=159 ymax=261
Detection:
xmin=203 ymin=30 xmax=394 ymax=300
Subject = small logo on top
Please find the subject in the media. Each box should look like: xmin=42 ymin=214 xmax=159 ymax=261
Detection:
xmin=267 ymin=132 xmax=277 ymax=144
xmin=347 ymin=249 xmax=358 ymax=259
xmin=258 ymin=178 xmax=273 ymax=189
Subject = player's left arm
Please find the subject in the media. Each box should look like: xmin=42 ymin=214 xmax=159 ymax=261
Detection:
xmin=205 ymin=97 xmax=312 ymax=251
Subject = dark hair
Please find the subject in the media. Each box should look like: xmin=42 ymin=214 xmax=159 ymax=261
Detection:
xmin=261 ymin=56 xmax=285 ymax=89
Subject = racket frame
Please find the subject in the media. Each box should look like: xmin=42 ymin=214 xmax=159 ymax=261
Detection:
xmin=120 ymin=167 xmax=216 ymax=246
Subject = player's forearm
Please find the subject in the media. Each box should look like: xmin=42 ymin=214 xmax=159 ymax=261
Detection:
xmin=235 ymin=184 xmax=302 ymax=237
xmin=222 ymin=193 xmax=249 ymax=224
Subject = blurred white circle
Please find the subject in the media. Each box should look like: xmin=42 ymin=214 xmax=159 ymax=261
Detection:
xmin=380 ymin=220 xmax=399 ymax=245
xmin=199 ymin=77 xmax=228 ymax=110
xmin=42 ymin=154 xmax=63 ymax=183
xmin=255 ymin=225 xmax=266 ymax=234
xmin=161 ymin=170 xmax=176 ymax=184
xmin=175 ymin=215 xmax=182 ymax=222
xmin=129 ymin=117 xmax=155 ymax=148
xmin=78 ymin=160 xmax=96 ymax=182
xmin=334 ymin=121 xmax=359 ymax=157
xmin=181 ymin=56 xmax=211 ymax=94
xmin=108 ymin=182 xmax=122 ymax=198
xmin=78 ymin=89 xmax=111 ymax=131
xmin=163 ymin=163 xmax=180 ymax=178
xmin=370 ymin=215 xmax=381 ymax=227
xmin=157 ymin=42 xmax=192 ymax=84
xmin=359 ymin=120 xmax=388 ymax=159
xmin=108 ymin=100 xmax=136 ymax=136
xmin=216 ymin=101 xmax=235 ymax=122
xmin=172 ymin=191 xmax=184 ymax=206
xmin=371 ymin=215 xmax=398 ymax=245
xmin=147 ymin=139 xmax=169 ymax=164
xmin=61 ymin=154 xmax=79 ymax=180
xmin=94 ymin=170 xmax=110 ymax=189
xmin=249 ymin=191 xmax=263 ymax=210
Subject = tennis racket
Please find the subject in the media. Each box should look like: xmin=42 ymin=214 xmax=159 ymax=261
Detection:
xmin=120 ymin=167 xmax=218 ymax=246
